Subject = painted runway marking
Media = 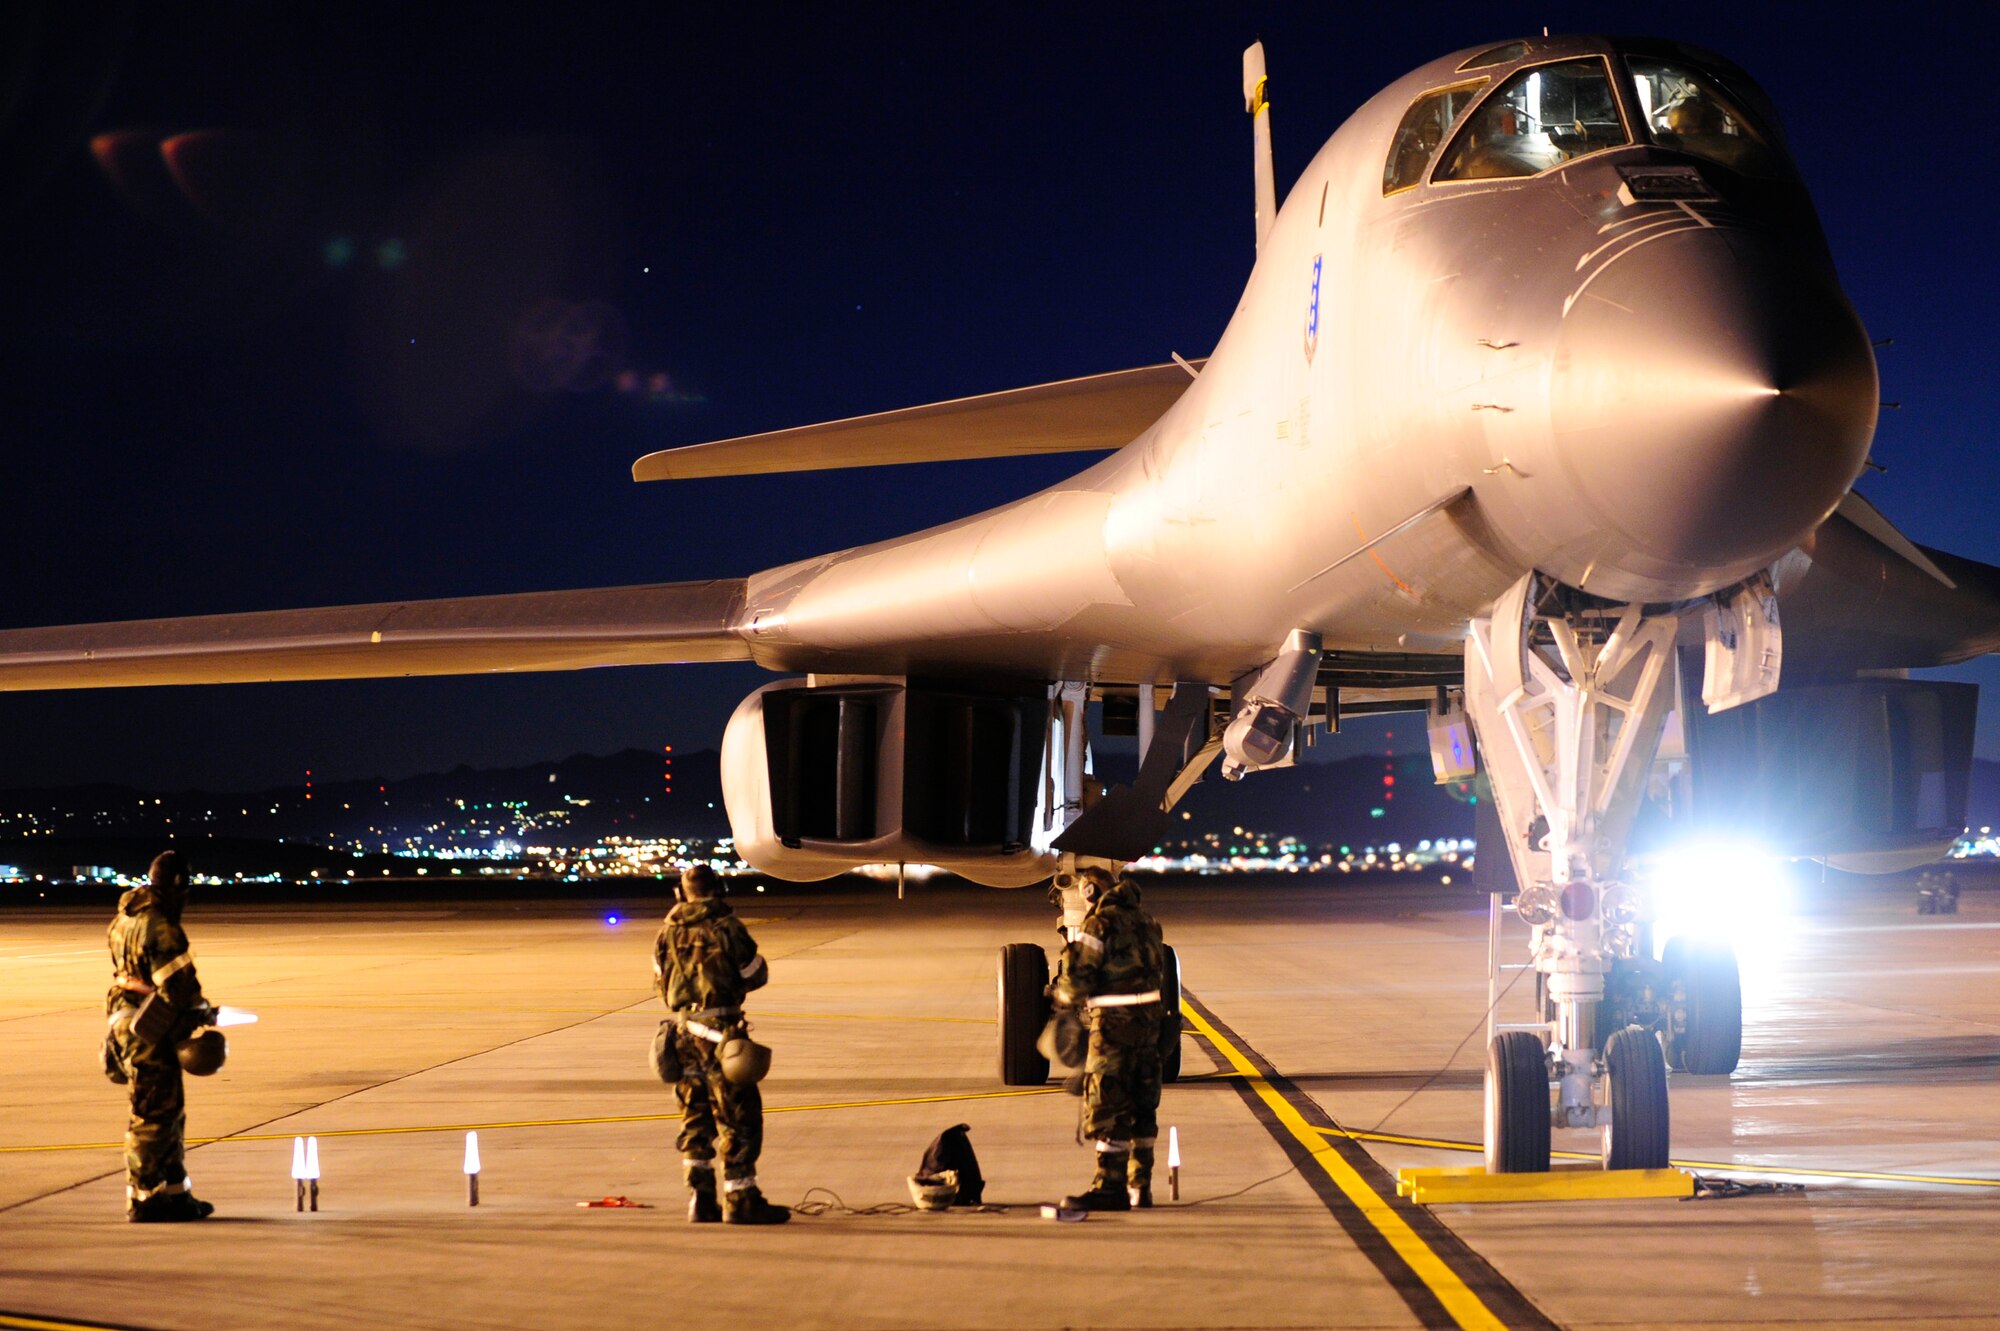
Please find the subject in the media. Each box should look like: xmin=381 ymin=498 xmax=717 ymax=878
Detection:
xmin=1182 ymin=993 xmax=1552 ymax=1331
xmin=1324 ymin=1125 xmax=2000 ymax=1191
xmin=0 ymin=1085 xmax=1064 ymax=1155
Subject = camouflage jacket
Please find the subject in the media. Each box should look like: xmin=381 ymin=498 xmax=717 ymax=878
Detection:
xmin=654 ymin=898 xmax=764 ymax=1013
xmin=106 ymin=887 xmax=205 ymax=1015
xmin=1055 ymin=881 xmax=1164 ymax=1007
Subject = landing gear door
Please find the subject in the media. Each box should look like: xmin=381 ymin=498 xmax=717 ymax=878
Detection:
xmin=1702 ymin=573 xmax=1781 ymax=714
xmin=1490 ymin=573 xmax=1533 ymax=706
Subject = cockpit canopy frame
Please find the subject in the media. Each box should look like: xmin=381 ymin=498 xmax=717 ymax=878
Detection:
xmin=1379 ymin=38 xmax=1795 ymax=198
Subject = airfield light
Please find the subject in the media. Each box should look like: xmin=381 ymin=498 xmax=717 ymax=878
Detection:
xmin=606 ymin=913 xmax=621 ymax=926
xmin=1647 ymin=840 xmax=1791 ymax=953
xmin=464 ymin=1132 xmax=481 ymax=1206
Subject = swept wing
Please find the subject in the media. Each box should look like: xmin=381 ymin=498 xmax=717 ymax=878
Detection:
xmin=0 ymin=580 xmax=747 ymax=691
xmin=630 ymin=361 xmax=1200 ymax=481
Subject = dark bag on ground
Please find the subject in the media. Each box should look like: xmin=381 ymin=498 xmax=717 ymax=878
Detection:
xmin=918 ymin=1123 xmax=984 ymax=1205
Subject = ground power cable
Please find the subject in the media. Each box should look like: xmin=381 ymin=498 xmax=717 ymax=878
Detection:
xmin=1355 ymin=962 xmax=1532 ymax=1139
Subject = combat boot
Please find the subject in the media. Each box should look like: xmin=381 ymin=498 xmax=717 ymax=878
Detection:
xmin=1061 ymin=1149 xmax=1131 ymax=1212
xmin=722 ymin=1178 xmax=791 ymax=1225
xmin=1127 ymin=1141 xmax=1156 ymax=1209
xmin=129 ymin=1184 xmax=214 ymax=1223
xmin=685 ymin=1163 xmax=722 ymax=1224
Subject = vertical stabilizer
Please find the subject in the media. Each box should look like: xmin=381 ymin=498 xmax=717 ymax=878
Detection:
xmin=1243 ymin=42 xmax=1276 ymax=252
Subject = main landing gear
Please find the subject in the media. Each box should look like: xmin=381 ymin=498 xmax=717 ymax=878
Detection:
xmin=999 ymin=679 xmax=1220 ymax=1088
xmin=1464 ymin=572 xmax=1776 ymax=1171
xmin=995 ymin=870 xmax=1184 ymax=1087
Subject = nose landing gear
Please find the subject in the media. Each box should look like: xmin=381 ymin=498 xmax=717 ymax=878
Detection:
xmin=1464 ymin=573 xmax=1775 ymax=1171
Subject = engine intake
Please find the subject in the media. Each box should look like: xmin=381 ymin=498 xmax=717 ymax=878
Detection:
xmin=722 ymin=678 xmax=1054 ymax=886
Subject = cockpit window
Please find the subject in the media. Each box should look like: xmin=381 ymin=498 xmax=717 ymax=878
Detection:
xmin=1628 ymin=58 xmax=1782 ymax=176
xmin=1457 ymin=42 xmax=1527 ymax=72
xmin=1383 ymin=80 xmax=1486 ymax=194
xmin=1435 ymin=57 xmax=1630 ymax=182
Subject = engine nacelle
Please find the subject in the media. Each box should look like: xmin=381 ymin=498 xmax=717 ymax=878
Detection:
xmin=1681 ymin=677 xmax=1977 ymax=871
xmin=721 ymin=677 xmax=1055 ymax=886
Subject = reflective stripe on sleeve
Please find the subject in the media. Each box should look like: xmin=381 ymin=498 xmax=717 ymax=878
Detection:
xmin=740 ymin=954 xmax=766 ymax=980
xmin=149 ymin=952 xmax=193 ymax=988
xmin=1087 ymin=990 xmax=1162 ymax=1008
xmin=1073 ymin=933 xmax=1105 ymax=955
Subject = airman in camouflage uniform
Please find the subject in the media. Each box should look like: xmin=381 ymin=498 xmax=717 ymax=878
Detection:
xmin=104 ymin=850 xmax=215 ymax=1222
xmin=1054 ymin=866 xmax=1167 ymax=1211
xmin=654 ymin=864 xmax=789 ymax=1225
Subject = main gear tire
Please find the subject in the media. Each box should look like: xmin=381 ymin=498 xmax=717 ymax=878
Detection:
xmin=1673 ymin=942 xmax=1742 ymax=1075
xmin=1159 ymin=944 xmax=1183 ymax=1084
xmin=1483 ymin=1030 xmax=1550 ymax=1173
xmin=998 ymin=943 xmax=1051 ymax=1085
xmin=1603 ymin=1024 xmax=1671 ymax=1170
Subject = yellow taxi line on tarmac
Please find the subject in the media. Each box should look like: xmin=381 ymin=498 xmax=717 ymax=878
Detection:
xmin=0 ymin=1086 xmax=1065 ymax=1156
xmin=754 ymin=1011 xmax=993 ymax=1025
xmin=1181 ymin=1002 xmax=1508 ymax=1331
xmin=1317 ymin=1125 xmax=2000 ymax=1190
xmin=198 ymin=1004 xmax=992 ymax=1024
xmin=236 ymin=1004 xmax=647 ymax=1014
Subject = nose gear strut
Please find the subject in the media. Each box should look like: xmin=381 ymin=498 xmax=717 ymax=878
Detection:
xmin=1462 ymin=571 xmax=1779 ymax=1171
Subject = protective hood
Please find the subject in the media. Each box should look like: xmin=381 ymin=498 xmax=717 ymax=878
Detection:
xmin=1098 ymin=881 xmax=1142 ymax=911
xmin=118 ymin=883 xmax=184 ymax=925
xmin=668 ymin=898 xmax=733 ymax=927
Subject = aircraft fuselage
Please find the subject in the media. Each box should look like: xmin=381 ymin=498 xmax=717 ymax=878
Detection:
xmin=743 ymin=36 xmax=1877 ymax=687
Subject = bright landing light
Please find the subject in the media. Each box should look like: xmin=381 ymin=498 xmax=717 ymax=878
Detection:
xmin=1643 ymin=840 xmax=1795 ymax=955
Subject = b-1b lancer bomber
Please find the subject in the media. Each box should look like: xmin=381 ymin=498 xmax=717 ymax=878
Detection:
xmin=5 ymin=35 xmax=1996 ymax=1173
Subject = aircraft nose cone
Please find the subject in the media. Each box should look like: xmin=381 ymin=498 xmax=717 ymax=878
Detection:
xmin=1551 ymin=228 xmax=1877 ymax=592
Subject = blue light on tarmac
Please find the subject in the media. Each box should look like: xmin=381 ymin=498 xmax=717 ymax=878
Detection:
xmin=605 ymin=914 xmax=620 ymax=926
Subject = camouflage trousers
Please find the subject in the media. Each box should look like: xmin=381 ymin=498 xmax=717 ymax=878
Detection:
xmin=1082 ymin=1007 xmax=1162 ymax=1144
xmin=119 ymin=1035 xmax=187 ymax=1195
xmin=674 ymin=1028 xmax=763 ymax=1180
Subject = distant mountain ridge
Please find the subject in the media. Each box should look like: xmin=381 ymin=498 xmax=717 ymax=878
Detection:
xmin=7 ymin=748 xmax=1999 ymax=872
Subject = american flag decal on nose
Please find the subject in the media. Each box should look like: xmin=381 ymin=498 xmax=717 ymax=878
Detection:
xmin=1304 ymin=254 xmax=1322 ymax=363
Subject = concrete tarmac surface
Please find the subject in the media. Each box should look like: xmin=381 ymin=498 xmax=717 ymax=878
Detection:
xmin=4 ymin=872 xmax=1998 ymax=1329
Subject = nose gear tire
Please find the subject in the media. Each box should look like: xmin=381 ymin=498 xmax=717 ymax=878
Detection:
xmin=1484 ymin=1029 xmax=1551 ymax=1173
xmin=1158 ymin=944 xmax=1183 ymax=1084
xmin=1603 ymin=1025 xmax=1671 ymax=1170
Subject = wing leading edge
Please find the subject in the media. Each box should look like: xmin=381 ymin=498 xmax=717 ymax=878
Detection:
xmin=0 ymin=579 xmax=749 ymax=691
xmin=630 ymin=361 xmax=1204 ymax=481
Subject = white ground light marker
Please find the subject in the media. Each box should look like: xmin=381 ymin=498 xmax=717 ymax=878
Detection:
xmin=1168 ymin=1126 xmax=1181 ymax=1201
xmin=464 ymin=1131 xmax=480 ymax=1206
xmin=291 ymin=1137 xmax=306 ymax=1212
xmin=305 ymin=1136 xmax=320 ymax=1211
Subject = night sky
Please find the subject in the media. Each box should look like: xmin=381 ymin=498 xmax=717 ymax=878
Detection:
xmin=3 ymin=3 xmax=1997 ymax=792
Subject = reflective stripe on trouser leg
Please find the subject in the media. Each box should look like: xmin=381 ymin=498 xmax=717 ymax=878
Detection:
xmin=723 ymin=1175 xmax=759 ymax=1194
xmin=1094 ymin=1138 xmax=1133 ymax=1153
xmin=128 ymin=1177 xmax=190 ymax=1202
